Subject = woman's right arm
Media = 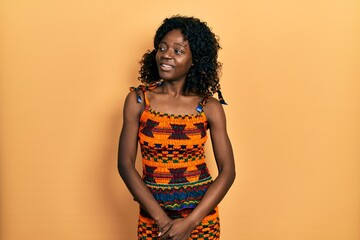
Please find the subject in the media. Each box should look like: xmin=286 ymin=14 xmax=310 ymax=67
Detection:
xmin=117 ymin=90 xmax=171 ymax=229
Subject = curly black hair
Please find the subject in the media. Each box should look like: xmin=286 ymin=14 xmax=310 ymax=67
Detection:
xmin=138 ymin=15 xmax=223 ymax=98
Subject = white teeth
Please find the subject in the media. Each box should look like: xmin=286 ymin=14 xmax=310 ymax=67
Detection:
xmin=161 ymin=63 xmax=172 ymax=67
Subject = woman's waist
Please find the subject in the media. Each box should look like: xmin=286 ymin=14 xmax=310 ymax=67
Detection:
xmin=143 ymin=178 xmax=214 ymax=212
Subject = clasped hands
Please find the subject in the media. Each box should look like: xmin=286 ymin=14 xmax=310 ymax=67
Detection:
xmin=157 ymin=217 xmax=198 ymax=240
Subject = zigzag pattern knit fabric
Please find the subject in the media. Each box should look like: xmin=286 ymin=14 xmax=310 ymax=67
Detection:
xmin=130 ymin=84 xmax=220 ymax=240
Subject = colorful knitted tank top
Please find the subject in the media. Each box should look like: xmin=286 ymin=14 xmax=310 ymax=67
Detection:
xmin=131 ymin=83 xmax=221 ymax=239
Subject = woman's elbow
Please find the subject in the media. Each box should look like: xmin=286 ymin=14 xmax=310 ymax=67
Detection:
xmin=117 ymin=159 xmax=130 ymax=177
xmin=219 ymin=166 xmax=236 ymax=184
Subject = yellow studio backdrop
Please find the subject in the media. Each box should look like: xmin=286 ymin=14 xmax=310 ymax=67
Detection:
xmin=1 ymin=0 xmax=359 ymax=240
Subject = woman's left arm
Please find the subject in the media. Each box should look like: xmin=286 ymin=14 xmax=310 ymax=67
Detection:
xmin=187 ymin=97 xmax=236 ymax=224
xmin=159 ymin=98 xmax=236 ymax=239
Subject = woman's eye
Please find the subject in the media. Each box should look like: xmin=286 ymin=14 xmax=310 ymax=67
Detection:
xmin=175 ymin=49 xmax=183 ymax=54
xmin=158 ymin=46 xmax=166 ymax=51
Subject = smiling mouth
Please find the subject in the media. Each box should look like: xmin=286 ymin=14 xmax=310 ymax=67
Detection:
xmin=159 ymin=63 xmax=174 ymax=71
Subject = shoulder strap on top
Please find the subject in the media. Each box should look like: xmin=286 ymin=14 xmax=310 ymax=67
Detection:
xmin=129 ymin=85 xmax=145 ymax=103
xmin=195 ymin=89 xmax=227 ymax=113
xmin=129 ymin=80 xmax=163 ymax=104
xmin=196 ymin=95 xmax=210 ymax=113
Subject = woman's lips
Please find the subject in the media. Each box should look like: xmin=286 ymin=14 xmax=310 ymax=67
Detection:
xmin=159 ymin=63 xmax=174 ymax=71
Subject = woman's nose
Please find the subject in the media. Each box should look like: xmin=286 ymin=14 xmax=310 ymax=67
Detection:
xmin=161 ymin=48 xmax=173 ymax=59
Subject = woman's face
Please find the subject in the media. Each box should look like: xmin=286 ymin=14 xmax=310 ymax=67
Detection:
xmin=155 ymin=29 xmax=193 ymax=82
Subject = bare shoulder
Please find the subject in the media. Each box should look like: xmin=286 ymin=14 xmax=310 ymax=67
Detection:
xmin=204 ymin=97 xmax=224 ymax=111
xmin=123 ymin=89 xmax=144 ymax=119
xmin=203 ymin=97 xmax=227 ymax=127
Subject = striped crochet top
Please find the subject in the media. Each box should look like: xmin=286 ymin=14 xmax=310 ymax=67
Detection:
xmin=130 ymin=82 xmax=214 ymax=217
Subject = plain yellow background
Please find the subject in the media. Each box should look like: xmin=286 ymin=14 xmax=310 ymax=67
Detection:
xmin=1 ymin=0 xmax=359 ymax=240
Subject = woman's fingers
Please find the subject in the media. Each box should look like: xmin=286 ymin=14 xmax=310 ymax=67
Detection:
xmin=158 ymin=221 xmax=172 ymax=239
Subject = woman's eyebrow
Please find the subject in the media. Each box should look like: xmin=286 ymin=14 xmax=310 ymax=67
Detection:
xmin=174 ymin=42 xmax=188 ymax=47
xmin=159 ymin=41 xmax=188 ymax=47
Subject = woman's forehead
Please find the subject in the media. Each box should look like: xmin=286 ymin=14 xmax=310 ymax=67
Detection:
xmin=160 ymin=29 xmax=189 ymax=46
